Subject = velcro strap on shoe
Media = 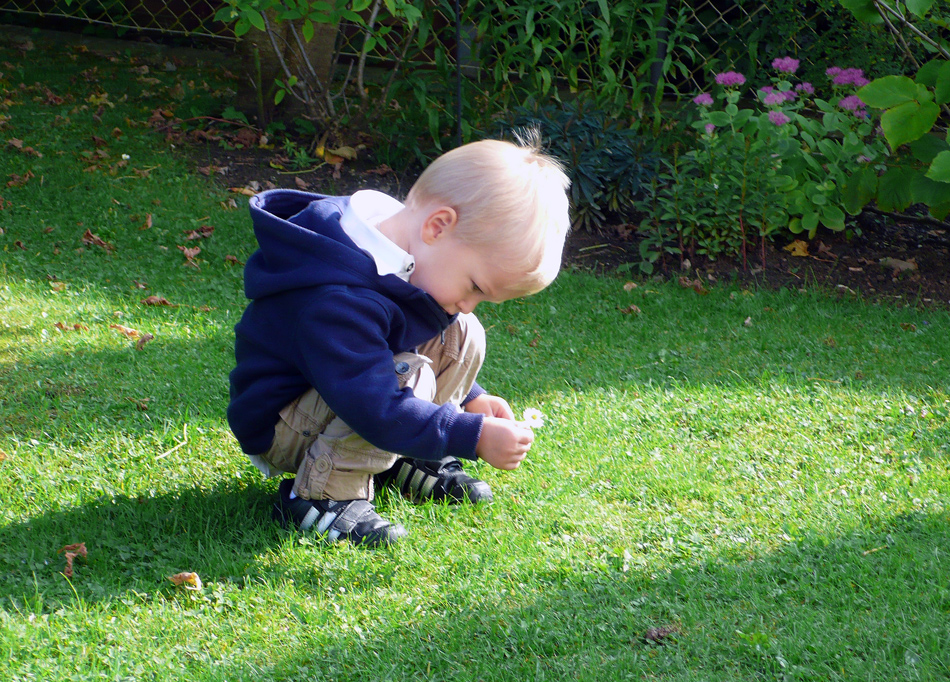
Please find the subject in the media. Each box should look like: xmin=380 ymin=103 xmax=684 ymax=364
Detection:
xmin=330 ymin=500 xmax=376 ymax=538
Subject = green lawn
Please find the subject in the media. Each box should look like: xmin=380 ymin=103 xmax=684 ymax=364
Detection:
xmin=1 ymin=27 xmax=949 ymax=682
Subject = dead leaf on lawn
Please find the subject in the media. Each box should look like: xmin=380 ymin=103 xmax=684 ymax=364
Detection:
xmin=900 ymin=323 xmax=917 ymax=332
xmin=224 ymin=254 xmax=244 ymax=266
xmin=54 ymin=322 xmax=88 ymax=332
xmin=879 ymin=257 xmax=917 ymax=273
xmin=110 ymin=323 xmax=143 ymax=338
xmin=58 ymin=542 xmax=88 ymax=578
xmin=178 ymin=245 xmax=200 ymax=266
xmin=183 ymin=225 xmax=213 ymax=240
xmin=7 ymin=170 xmax=34 ymax=187
xmin=0 ymin=450 xmax=6 ymax=462
xmin=81 ymin=229 xmax=114 ymax=252
xmin=783 ymin=240 xmax=809 ymax=257
xmin=168 ymin=571 xmax=203 ymax=590
xmin=678 ymin=276 xmax=709 ymax=295
xmin=133 ymin=279 xmax=148 ymax=289
xmin=135 ymin=333 xmax=155 ymax=350
xmin=141 ymin=295 xmax=172 ymax=306
xmin=642 ymin=624 xmax=679 ymax=645
xmin=620 ymin=304 xmax=642 ymax=315
xmin=141 ymin=295 xmax=176 ymax=307
xmin=623 ymin=281 xmax=638 ymax=291
xmin=139 ymin=213 xmax=153 ymax=230
xmin=294 ymin=176 xmax=309 ymax=190
xmin=229 ymin=185 xmax=257 ymax=197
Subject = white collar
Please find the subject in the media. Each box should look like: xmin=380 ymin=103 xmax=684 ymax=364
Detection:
xmin=339 ymin=190 xmax=415 ymax=282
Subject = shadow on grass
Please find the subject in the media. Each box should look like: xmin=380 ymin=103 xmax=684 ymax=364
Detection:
xmin=3 ymin=486 xmax=947 ymax=680
xmin=262 ymin=512 xmax=950 ymax=680
xmin=0 ymin=480 xmax=278 ymax=607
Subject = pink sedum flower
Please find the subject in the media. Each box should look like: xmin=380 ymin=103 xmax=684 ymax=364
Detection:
xmin=763 ymin=92 xmax=786 ymax=106
xmin=693 ymin=92 xmax=714 ymax=106
xmin=772 ymin=57 xmax=800 ymax=74
xmin=795 ymin=82 xmax=815 ymax=95
xmin=768 ymin=110 xmax=791 ymax=126
xmin=838 ymin=95 xmax=867 ymax=113
xmin=714 ymin=71 xmax=746 ymax=87
xmin=705 ymin=123 xmax=716 ymax=135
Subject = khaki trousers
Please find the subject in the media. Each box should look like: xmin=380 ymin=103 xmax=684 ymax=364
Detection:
xmin=253 ymin=313 xmax=485 ymax=501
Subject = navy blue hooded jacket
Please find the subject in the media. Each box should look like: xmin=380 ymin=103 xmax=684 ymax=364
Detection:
xmin=227 ymin=189 xmax=484 ymax=461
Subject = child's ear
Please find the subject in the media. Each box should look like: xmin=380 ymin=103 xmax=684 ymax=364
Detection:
xmin=421 ymin=206 xmax=458 ymax=244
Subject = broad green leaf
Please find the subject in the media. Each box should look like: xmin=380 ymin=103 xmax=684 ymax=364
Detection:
xmin=857 ymin=75 xmax=917 ymax=109
xmin=916 ymin=58 xmax=947 ymax=87
xmin=801 ymin=211 xmax=819 ymax=234
xmin=246 ymin=9 xmax=265 ymax=31
xmin=788 ymin=217 xmax=803 ymax=234
xmin=352 ymin=0 xmax=373 ymax=11
xmin=302 ymin=19 xmax=314 ymax=42
xmin=881 ymin=100 xmax=940 ymax=149
xmin=274 ymin=89 xmax=286 ymax=105
xmin=926 ymin=151 xmax=950 ymax=183
xmin=910 ymin=134 xmax=949 ymax=163
xmin=820 ymin=205 xmax=846 ymax=230
xmin=877 ymin=167 xmax=915 ymax=212
xmin=842 ymin=166 xmax=878 ymax=214
xmin=930 ymin=201 xmax=950 ymax=221
xmin=597 ymin=0 xmax=610 ymax=23
xmin=905 ymin=0 xmax=934 ymax=17
xmin=733 ymin=109 xmax=753 ymax=127
xmin=936 ymin=61 xmax=950 ymax=104
xmin=234 ymin=16 xmax=251 ymax=37
xmin=839 ymin=0 xmax=883 ymax=23
xmin=706 ymin=111 xmax=731 ymax=127
xmin=911 ymin=173 xmax=950 ymax=205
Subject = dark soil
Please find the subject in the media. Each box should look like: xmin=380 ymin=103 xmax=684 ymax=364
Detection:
xmin=196 ymin=142 xmax=950 ymax=309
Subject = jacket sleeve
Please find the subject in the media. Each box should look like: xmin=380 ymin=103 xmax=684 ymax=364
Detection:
xmin=293 ymin=288 xmax=483 ymax=460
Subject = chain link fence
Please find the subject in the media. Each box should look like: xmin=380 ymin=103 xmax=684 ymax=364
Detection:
xmin=0 ymin=1 xmax=910 ymax=92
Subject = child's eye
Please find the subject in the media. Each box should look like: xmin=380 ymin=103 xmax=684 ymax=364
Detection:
xmin=472 ymin=283 xmax=482 ymax=293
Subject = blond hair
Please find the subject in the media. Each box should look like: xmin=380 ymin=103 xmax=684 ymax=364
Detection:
xmin=405 ymin=135 xmax=571 ymax=297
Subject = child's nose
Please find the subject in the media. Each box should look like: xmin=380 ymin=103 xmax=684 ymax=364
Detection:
xmin=457 ymin=299 xmax=476 ymax=314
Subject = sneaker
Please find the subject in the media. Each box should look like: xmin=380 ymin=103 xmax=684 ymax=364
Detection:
xmin=272 ymin=479 xmax=407 ymax=548
xmin=376 ymin=456 xmax=493 ymax=504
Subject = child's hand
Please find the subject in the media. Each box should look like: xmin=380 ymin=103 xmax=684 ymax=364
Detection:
xmin=464 ymin=393 xmax=515 ymax=420
xmin=475 ymin=417 xmax=534 ymax=470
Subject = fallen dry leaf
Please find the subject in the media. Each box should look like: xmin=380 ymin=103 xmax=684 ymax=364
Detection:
xmin=879 ymin=257 xmax=917 ymax=273
xmin=642 ymin=624 xmax=679 ymax=645
xmin=183 ymin=225 xmax=213 ymax=240
xmin=7 ymin=170 xmax=34 ymax=187
xmin=135 ymin=333 xmax=155 ymax=350
xmin=168 ymin=571 xmax=203 ymax=591
xmin=140 ymin=213 xmax=153 ymax=230
xmin=133 ymin=279 xmax=148 ymax=289
xmin=58 ymin=542 xmax=88 ymax=578
xmin=678 ymin=276 xmax=709 ymax=295
xmin=620 ymin=304 xmax=642 ymax=315
xmin=54 ymin=321 xmax=87 ymax=332
xmin=623 ymin=281 xmax=638 ymax=291
xmin=784 ymin=240 xmax=809 ymax=257
xmin=178 ymin=245 xmax=200 ymax=266
xmin=224 ymin=254 xmax=244 ymax=266
xmin=110 ymin=323 xmax=143 ymax=338
xmin=0 ymin=450 xmax=6 ymax=462
xmin=900 ymin=323 xmax=917 ymax=332
xmin=141 ymin=295 xmax=175 ymax=306
xmin=229 ymin=185 xmax=257 ymax=197
xmin=81 ymin=229 xmax=114 ymax=252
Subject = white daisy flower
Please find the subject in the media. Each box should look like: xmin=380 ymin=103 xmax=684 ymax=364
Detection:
xmin=522 ymin=408 xmax=545 ymax=429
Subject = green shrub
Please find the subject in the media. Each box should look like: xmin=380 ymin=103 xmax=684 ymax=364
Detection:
xmin=497 ymin=102 xmax=658 ymax=232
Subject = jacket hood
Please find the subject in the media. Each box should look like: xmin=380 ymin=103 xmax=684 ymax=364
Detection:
xmin=245 ymin=189 xmax=408 ymax=301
